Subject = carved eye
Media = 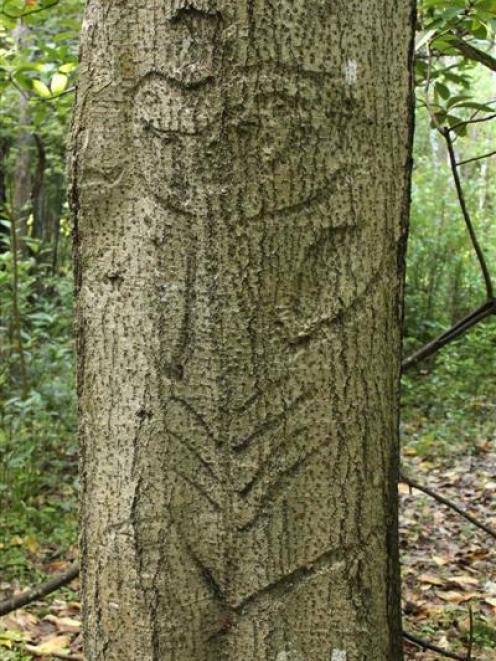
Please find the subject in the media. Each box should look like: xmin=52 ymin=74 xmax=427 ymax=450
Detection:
xmin=142 ymin=121 xmax=180 ymax=145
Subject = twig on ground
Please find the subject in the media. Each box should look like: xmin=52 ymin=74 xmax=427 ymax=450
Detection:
xmin=403 ymin=630 xmax=468 ymax=660
xmin=400 ymin=472 xmax=496 ymax=540
xmin=0 ymin=564 xmax=79 ymax=617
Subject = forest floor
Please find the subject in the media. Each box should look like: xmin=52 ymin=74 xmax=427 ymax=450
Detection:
xmin=401 ymin=434 xmax=496 ymax=660
xmin=0 ymin=438 xmax=495 ymax=660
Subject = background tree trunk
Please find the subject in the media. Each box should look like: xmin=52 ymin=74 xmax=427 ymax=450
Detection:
xmin=12 ymin=22 xmax=32 ymax=256
xmin=72 ymin=2 xmax=415 ymax=659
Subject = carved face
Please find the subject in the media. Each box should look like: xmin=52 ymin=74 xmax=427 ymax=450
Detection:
xmin=131 ymin=0 xmax=367 ymax=220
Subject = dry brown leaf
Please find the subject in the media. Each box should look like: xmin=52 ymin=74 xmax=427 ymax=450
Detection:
xmin=2 ymin=610 xmax=39 ymax=637
xmin=418 ymin=574 xmax=444 ymax=586
xmin=449 ymin=574 xmax=479 ymax=588
xmin=44 ymin=615 xmax=81 ymax=634
xmin=438 ymin=591 xmax=479 ymax=604
xmin=25 ymin=633 xmax=70 ymax=656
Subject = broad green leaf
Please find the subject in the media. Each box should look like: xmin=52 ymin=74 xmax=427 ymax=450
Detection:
xmin=435 ymin=81 xmax=450 ymax=99
xmin=59 ymin=62 xmax=77 ymax=73
xmin=33 ymin=79 xmax=51 ymax=97
xmin=50 ymin=72 xmax=68 ymax=94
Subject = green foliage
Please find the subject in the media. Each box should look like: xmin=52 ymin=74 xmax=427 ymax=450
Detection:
xmin=416 ymin=0 xmax=496 ymax=133
xmin=402 ymin=1 xmax=496 ymax=457
xmin=0 ymin=233 xmax=77 ymax=578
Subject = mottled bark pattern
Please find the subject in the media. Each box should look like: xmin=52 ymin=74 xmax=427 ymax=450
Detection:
xmin=72 ymin=1 xmax=414 ymax=659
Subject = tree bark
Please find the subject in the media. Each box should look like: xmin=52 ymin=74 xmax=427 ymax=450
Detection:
xmin=72 ymin=2 xmax=415 ymax=660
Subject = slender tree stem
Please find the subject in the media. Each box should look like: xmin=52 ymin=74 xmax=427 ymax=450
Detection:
xmin=9 ymin=203 xmax=29 ymax=398
xmin=443 ymin=128 xmax=494 ymax=300
xmin=467 ymin=605 xmax=474 ymax=661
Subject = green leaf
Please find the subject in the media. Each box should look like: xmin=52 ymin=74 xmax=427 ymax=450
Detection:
xmin=446 ymin=95 xmax=471 ymax=109
xmin=50 ymin=72 xmax=68 ymax=95
xmin=435 ymin=81 xmax=450 ymax=100
xmin=59 ymin=62 xmax=77 ymax=73
xmin=14 ymin=73 xmax=34 ymax=90
xmin=32 ymin=79 xmax=51 ymax=98
xmin=453 ymin=101 xmax=495 ymax=111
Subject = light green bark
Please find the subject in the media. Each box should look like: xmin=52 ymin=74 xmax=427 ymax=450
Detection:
xmin=72 ymin=1 xmax=414 ymax=659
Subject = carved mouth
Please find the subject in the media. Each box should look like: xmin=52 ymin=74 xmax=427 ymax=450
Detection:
xmin=80 ymin=165 xmax=124 ymax=188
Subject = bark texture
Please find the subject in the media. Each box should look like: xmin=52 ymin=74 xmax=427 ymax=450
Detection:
xmin=72 ymin=2 xmax=415 ymax=659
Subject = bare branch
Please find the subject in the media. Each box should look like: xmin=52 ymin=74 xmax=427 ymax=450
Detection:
xmin=402 ymin=299 xmax=495 ymax=371
xmin=449 ymin=113 xmax=496 ymax=132
xmin=1 ymin=0 xmax=59 ymax=19
xmin=400 ymin=472 xmax=496 ymax=540
xmin=457 ymin=149 xmax=496 ymax=167
xmin=448 ymin=36 xmax=496 ymax=73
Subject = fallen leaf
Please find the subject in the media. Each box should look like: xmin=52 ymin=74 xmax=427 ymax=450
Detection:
xmin=418 ymin=574 xmax=444 ymax=586
xmin=25 ymin=536 xmax=39 ymax=554
xmin=438 ymin=591 xmax=479 ymax=604
xmin=449 ymin=574 xmax=479 ymax=588
xmin=0 ymin=629 xmax=27 ymax=649
xmin=2 ymin=610 xmax=39 ymax=635
xmin=25 ymin=634 xmax=70 ymax=656
xmin=44 ymin=615 xmax=81 ymax=634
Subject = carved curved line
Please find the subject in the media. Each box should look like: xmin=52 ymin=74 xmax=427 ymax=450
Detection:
xmin=167 ymin=395 xmax=217 ymax=443
xmin=165 ymin=425 xmax=220 ymax=482
xmin=81 ymin=166 xmax=124 ymax=188
xmin=236 ymin=425 xmax=309 ymax=498
xmin=245 ymin=170 xmax=350 ymax=222
xmin=232 ymin=391 xmax=311 ymax=453
xmin=131 ymin=69 xmax=215 ymax=93
xmin=177 ymin=535 xmax=229 ymax=606
xmin=237 ymin=445 xmax=324 ymax=532
xmin=233 ymin=547 xmax=346 ymax=612
xmin=173 ymin=469 xmax=223 ymax=512
xmin=287 ymin=255 xmax=392 ymax=349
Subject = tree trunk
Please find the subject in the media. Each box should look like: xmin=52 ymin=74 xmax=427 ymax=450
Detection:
xmin=31 ymin=134 xmax=47 ymax=243
xmin=0 ymin=137 xmax=10 ymax=251
xmin=72 ymin=2 xmax=415 ymax=660
xmin=12 ymin=22 xmax=32 ymax=256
